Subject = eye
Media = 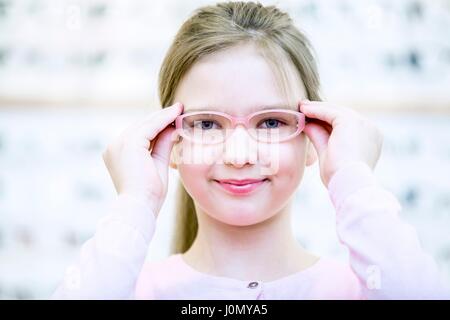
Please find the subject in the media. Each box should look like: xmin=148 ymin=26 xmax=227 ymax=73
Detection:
xmin=259 ymin=118 xmax=286 ymax=129
xmin=193 ymin=120 xmax=221 ymax=130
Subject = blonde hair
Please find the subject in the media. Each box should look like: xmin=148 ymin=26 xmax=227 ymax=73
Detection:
xmin=157 ymin=1 xmax=321 ymax=255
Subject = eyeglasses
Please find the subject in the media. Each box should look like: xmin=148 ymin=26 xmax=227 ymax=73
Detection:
xmin=174 ymin=109 xmax=305 ymax=144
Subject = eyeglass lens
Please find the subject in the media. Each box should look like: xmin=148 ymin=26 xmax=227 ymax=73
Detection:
xmin=180 ymin=111 xmax=301 ymax=143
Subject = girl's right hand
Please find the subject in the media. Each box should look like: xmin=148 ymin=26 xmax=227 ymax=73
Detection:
xmin=102 ymin=102 xmax=184 ymax=217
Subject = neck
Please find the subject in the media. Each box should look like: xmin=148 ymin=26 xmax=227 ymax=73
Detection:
xmin=182 ymin=202 xmax=319 ymax=282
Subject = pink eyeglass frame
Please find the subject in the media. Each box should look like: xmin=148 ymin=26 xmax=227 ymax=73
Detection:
xmin=173 ymin=109 xmax=306 ymax=143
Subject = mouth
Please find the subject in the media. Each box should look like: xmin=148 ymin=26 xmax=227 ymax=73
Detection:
xmin=213 ymin=178 xmax=269 ymax=196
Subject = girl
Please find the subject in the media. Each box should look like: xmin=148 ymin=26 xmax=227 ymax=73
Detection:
xmin=52 ymin=1 xmax=449 ymax=299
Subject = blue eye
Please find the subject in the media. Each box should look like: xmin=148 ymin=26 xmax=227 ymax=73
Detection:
xmin=261 ymin=118 xmax=285 ymax=128
xmin=194 ymin=120 xmax=220 ymax=130
xmin=201 ymin=121 xmax=214 ymax=129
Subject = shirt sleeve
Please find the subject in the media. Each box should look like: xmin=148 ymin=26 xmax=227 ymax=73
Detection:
xmin=327 ymin=162 xmax=450 ymax=299
xmin=50 ymin=194 xmax=157 ymax=299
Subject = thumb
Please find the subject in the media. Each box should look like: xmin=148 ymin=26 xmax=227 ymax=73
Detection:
xmin=151 ymin=125 xmax=179 ymax=179
xmin=303 ymin=122 xmax=330 ymax=158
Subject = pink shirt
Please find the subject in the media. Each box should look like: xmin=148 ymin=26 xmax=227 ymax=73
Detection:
xmin=51 ymin=163 xmax=450 ymax=299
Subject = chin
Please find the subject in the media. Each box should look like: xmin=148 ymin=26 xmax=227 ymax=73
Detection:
xmin=211 ymin=206 xmax=275 ymax=227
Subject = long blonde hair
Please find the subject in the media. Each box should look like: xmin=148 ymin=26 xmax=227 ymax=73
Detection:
xmin=157 ymin=1 xmax=321 ymax=255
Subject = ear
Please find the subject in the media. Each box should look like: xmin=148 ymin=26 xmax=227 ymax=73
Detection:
xmin=305 ymin=138 xmax=318 ymax=167
xmin=169 ymin=138 xmax=183 ymax=170
xmin=169 ymin=147 xmax=178 ymax=170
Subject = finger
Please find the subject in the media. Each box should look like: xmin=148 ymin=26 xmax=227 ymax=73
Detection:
xmin=298 ymin=100 xmax=342 ymax=127
xmin=121 ymin=102 xmax=183 ymax=139
xmin=140 ymin=102 xmax=183 ymax=127
xmin=151 ymin=125 xmax=179 ymax=181
xmin=303 ymin=122 xmax=330 ymax=158
xmin=305 ymin=118 xmax=332 ymax=134
xmin=133 ymin=102 xmax=184 ymax=147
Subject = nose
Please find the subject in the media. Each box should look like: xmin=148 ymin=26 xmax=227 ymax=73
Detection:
xmin=222 ymin=124 xmax=257 ymax=168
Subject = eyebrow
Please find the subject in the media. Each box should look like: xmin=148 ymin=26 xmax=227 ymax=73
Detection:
xmin=184 ymin=104 xmax=295 ymax=113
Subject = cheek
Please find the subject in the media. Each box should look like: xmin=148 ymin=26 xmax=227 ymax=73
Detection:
xmin=174 ymin=141 xmax=219 ymax=202
xmin=173 ymin=139 xmax=220 ymax=166
xmin=272 ymin=135 xmax=308 ymax=185
xmin=178 ymin=163 xmax=210 ymax=196
xmin=257 ymin=134 xmax=307 ymax=174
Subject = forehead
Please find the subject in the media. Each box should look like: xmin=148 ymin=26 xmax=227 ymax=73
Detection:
xmin=174 ymin=43 xmax=305 ymax=116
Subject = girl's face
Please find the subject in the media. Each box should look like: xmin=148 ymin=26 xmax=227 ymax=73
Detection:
xmin=171 ymin=43 xmax=316 ymax=226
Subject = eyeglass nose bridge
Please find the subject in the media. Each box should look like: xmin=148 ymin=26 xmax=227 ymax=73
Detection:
xmin=224 ymin=115 xmax=260 ymax=142
xmin=228 ymin=115 xmax=252 ymax=129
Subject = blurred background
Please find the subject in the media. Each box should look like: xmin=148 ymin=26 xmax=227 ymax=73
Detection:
xmin=0 ymin=0 xmax=450 ymax=299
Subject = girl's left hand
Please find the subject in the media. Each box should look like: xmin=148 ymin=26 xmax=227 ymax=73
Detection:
xmin=298 ymin=100 xmax=383 ymax=188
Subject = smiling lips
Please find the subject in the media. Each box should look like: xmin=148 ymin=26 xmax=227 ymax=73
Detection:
xmin=214 ymin=178 xmax=269 ymax=195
